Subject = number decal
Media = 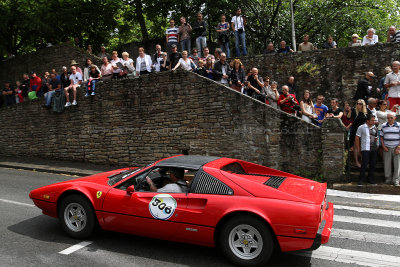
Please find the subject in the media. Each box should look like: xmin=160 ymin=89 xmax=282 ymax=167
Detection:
xmin=149 ymin=194 xmax=177 ymax=220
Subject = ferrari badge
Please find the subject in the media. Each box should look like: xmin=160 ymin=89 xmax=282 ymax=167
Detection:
xmin=96 ymin=191 xmax=102 ymax=198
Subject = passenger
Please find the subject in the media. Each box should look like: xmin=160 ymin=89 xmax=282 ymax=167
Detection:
xmin=146 ymin=168 xmax=187 ymax=193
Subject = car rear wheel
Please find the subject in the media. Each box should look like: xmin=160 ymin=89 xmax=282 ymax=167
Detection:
xmin=219 ymin=215 xmax=274 ymax=266
xmin=59 ymin=195 xmax=95 ymax=239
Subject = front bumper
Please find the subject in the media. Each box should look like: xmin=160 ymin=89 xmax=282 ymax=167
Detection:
xmin=309 ymin=201 xmax=334 ymax=250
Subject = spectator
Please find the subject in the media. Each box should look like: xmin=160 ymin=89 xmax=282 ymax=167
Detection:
xmin=169 ymin=44 xmax=181 ymax=70
xmin=195 ymin=59 xmax=207 ymax=77
xmin=300 ymin=90 xmax=317 ymax=123
xmin=277 ymin=41 xmax=294 ymax=54
xmin=323 ymin=35 xmax=337 ymax=49
xmin=64 ymin=66 xmax=82 ymax=107
xmin=193 ymin=13 xmax=207 ymax=57
xmin=44 ymin=73 xmax=61 ymax=108
xmin=376 ymin=100 xmax=393 ymax=130
xmin=348 ymin=34 xmax=362 ymax=47
xmin=278 ymin=85 xmax=298 ymax=114
xmin=366 ymin=97 xmax=378 ymax=117
xmin=263 ymin=79 xmax=280 ymax=108
xmin=298 ymin=34 xmax=315 ymax=51
xmin=159 ymin=52 xmax=170 ymax=72
xmin=152 ymin=44 xmax=163 ymax=72
xmin=385 ymin=61 xmax=400 ymax=109
xmin=326 ymin=98 xmax=344 ymax=118
xmin=70 ymin=60 xmax=83 ymax=75
xmin=231 ymin=8 xmax=247 ymax=57
xmin=214 ymin=48 xmax=222 ymax=61
xmin=355 ymin=113 xmax=378 ymax=186
xmin=110 ymin=51 xmax=123 ymax=79
xmin=21 ymin=73 xmax=30 ymax=99
xmin=380 ymin=112 xmax=400 ymax=186
xmin=341 ymin=101 xmax=356 ymax=134
xmin=29 ymin=72 xmax=42 ymax=97
xmin=201 ymin=47 xmax=214 ymax=62
xmin=387 ymin=26 xmax=400 ymax=43
xmin=41 ymin=71 xmax=51 ymax=96
xmin=60 ymin=66 xmax=71 ymax=88
xmin=51 ymin=69 xmax=61 ymax=82
xmin=229 ymin=59 xmax=245 ymax=92
xmin=85 ymin=65 xmax=101 ymax=96
xmin=98 ymin=45 xmax=110 ymax=60
xmin=121 ymin=52 xmax=136 ymax=76
xmin=212 ymin=52 xmax=230 ymax=85
xmin=264 ymin=42 xmax=276 ymax=54
xmin=205 ymin=56 xmax=214 ymax=80
xmin=314 ymin=95 xmax=328 ymax=126
xmin=136 ymin=47 xmax=153 ymax=75
xmin=216 ymin=15 xmax=230 ymax=58
xmin=100 ymin=56 xmax=113 ymax=80
xmin=83 ymin=58 xmax=100 ymax=83
xmin=3 ymin=82 xmax=15 ymax=106
xmin=354 ymin=72 xmax=375 ymax=102
xmin=14 ymin=81 xmax=23 ymax=103
xmin=166 ymin=19 xmax=179 ymax=55
xmin=74 ymin=37 xmax=83 ymax=48
xmin=189 ymin=48 xmax=200 ymax=66
xmin=362 ymin=28 xmax=379 ymax=46
xmin=378 ymin=66 xmax=392 ymax=100
xmin=173 ymin=50 xmax=196 ymax=71
xmin=286 ymin=76 xmax=297 ymax=97
xmin=179 ymin=17 xmax=192 ymax=53
xmin=351 ymin=99 xmax=368 ymax=159
xmin=86 ymin=44 xmax=93 ymax=54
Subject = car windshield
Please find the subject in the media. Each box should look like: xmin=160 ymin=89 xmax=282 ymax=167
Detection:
xmin=108 ymin=163 xmax=154 ymax=186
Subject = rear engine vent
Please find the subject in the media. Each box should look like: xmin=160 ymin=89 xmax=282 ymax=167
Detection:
xmin=193 ymin=172 xmax=233 ymax=195
xmin=264 ymin=176 xmax=286 ymax=189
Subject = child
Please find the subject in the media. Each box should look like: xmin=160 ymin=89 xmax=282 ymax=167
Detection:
xmin=195 ymin=60 xmax=207 ymax=77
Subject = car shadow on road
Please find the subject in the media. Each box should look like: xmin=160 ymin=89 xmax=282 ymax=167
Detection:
xmin=8 ymin=215 xmax=312 ymax=266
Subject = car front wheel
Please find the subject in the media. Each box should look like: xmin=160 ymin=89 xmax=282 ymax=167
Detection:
xmin=219 ymin=215 xmax=274 ymax=266
xmin=59 ymin=195 xmax=95 ymax=239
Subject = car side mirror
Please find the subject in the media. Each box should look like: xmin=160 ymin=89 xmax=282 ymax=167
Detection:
xmin=126 ymin=185 xmax=135 ymax=194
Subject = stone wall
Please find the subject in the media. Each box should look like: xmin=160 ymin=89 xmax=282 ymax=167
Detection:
xmin=240 ymin=43 xmax=400 ymax=102
xmin=0 ymin=44 xmax=101 ymax=85
xmin=0 ymin=70 xmax=342 ymax=181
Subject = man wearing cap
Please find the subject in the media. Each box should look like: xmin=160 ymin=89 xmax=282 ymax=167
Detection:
xmin=385 ymin=61 xmax=400 ymax=109
xmin=348 ymin=34 xmax=362 ymax=47
xmin=64 ymin=66 xmax=82 ymax=107
xmin=166 ymin=19 xmax=179 ymax=55
xmin=29 ymin=72 xmax=42 ymax=96
xmin=70 ymin=60 xmax=83 ymax=75
xmin=169 ymin=44 xmax=181 ymax=70
xmin=354 ymin=72 xmax=375 ymax=102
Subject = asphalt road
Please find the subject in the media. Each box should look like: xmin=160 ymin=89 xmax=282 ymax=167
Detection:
xmin=1 ymin=167 xmax=400 ymax=266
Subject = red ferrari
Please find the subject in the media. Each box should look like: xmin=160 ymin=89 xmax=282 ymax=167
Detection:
xmin=30 ymin=155 xmax=334 ymax=266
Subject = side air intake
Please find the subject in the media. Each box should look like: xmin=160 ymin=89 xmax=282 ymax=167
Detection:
xmin=193 ymin=172 xmax=233 ymax=195
xmin=264 ymin=176 xmax=286 ymax=189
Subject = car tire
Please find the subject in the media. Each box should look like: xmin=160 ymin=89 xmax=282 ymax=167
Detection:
xmin=59 ymin=195 xmax=96 ymax=239
xmin=219 ymin=215 xmax=274 ymax=266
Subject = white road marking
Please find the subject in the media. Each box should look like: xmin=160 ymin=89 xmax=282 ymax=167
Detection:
xmin=0 ymin=198 xmax=35 ymax=208
xmin=292 ymin=246 xmax=400 ymax=267
xmin=334 ymin=215 xmax=400 ymax=229
xmin=335 ymin=204 xmax=400 ymax=217
xmin=331 ymin=228 xmax=400 ymax=246
xmin=58 ymin=241 xmax=93 ymax=255
xmin=328 ymin=189 xmax=400 ymax=203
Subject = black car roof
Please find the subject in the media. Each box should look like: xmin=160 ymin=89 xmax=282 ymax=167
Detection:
xmin=155 ymin=155 xmax=220 ymax=169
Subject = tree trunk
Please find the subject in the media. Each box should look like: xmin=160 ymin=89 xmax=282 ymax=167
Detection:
xmin=134 ymin=0 xmax=149 ymax=41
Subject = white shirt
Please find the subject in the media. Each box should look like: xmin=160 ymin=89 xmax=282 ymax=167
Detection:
xmin=157 ymin=183 xmax=183 ymax=193
xmin=221 ymin=65 xmax=228 ymax=84
xmin=385 ymin=72 xmax=400 ymax=98
xmin=121 ymin=58 xmax=135 ymax=72
xmin=356 ymin=123 xmax=377 ymax=151
xmin=111 ymin=57 xmax=122 ymax=73
xmin=231 ymin=16 xmax=245 ymax=32
xmin=362 ymin=35 xmax=379 ymax=46
xmin=69 ymin=72 xmax=82 ymax=85
xmin=177 ymin=58 xmax=193 ymax=71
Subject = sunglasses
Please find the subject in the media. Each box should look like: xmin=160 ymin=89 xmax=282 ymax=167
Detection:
xmin=357 ymin=103 xmax=363 ymax=105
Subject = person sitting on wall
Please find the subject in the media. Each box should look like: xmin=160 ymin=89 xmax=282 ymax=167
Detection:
xmin=64 ymin=66 xmax=82 ymax=107
xmin=277 ymin=40 xmax=294 ymax=54
xmin=101 ymin=56 xmax=113 ymax=80
xmin=362 ymin=28 xmax=379 ymax=46
xmin=264 ymin=42 xmax=276 ymax=54
xmin=348 ymin=34 xmax=362 ymax=47
xmin=3 ymin=81 xmax=15 ymax=107
xmin=44 ymin=73 xmax=61 ymax=109
xmin=387 ymin=26 xmax=400 ymax=43
xmin=322 ymin=35 xmax=337 ymax=49
xmin=29 ymin=71 xmax=42 ymax=98
xmin=85 ymin=65 xmax=101 ymax=96
xmin=278 ymin=85 xmax=299 ymax=114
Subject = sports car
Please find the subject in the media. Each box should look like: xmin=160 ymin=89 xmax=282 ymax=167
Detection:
xmin=29 ymin=155 xmax=334 ymax=266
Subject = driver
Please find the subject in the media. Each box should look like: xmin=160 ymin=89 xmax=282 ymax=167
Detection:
xmin=146 ymin=168 xmax=187 ymax=193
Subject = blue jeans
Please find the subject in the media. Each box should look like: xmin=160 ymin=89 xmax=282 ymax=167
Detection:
xmin=86 ymin=79 xmax=97 ymax=95
xmin=181 ymin=39 xmax=191 ymax=53
xmin=234 ymin=31 xmax=247 ymax=57
xmin=220 ymin=42 xmax=230 ymax=58
xmin=44 ymin=90 xmax=56 ymax=106
xmin=196 ymin=36 xmax=207 ymax=57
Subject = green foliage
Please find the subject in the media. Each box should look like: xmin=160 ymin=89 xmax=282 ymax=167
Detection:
xmin=296 ymin=63 xmax=321 ymax=77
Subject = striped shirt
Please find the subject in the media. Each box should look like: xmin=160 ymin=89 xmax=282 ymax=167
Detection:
xmin=380 ymin=122 xmax=400 ymax=148
xmin=356 ymin=124 xmax=378 ymax=151
xmin=390 ymin=30 xmax=400 ymax=43
xmin=166 ymin=27 xmax=179 ymax=43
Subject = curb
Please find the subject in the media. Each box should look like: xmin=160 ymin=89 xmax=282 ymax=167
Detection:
xmin=0 ymin=163 xmax=98 ymax=177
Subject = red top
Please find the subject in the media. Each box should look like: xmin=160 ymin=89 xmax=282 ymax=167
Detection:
xmin=278 ymin=93 xmax=298 ymax=114
xmin=29 ymin=76 xmax=42 ymax=92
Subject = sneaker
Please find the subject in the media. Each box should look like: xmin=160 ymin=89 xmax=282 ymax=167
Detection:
xmin=91 ymin=92 xmax=95 ymax=96
xmin=385 ymin=179 xmax=392 ymax=185
xmin=85 ymin=93 xmax=89 ymax=97
xmin=395 ymin=182 xmax=400 ymax=187
xmin=72 ymin=100 xmax=77 ymax=105
xmin=65 ymin=102 xmax=71 ymax=107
